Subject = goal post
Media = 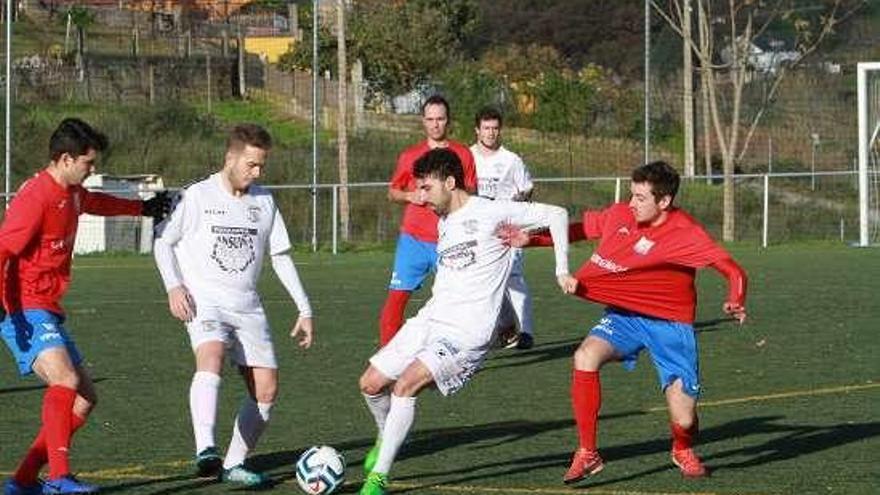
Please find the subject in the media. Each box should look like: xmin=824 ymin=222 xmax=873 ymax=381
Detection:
xmin=857 ymin=62 xmax=880 ymax=247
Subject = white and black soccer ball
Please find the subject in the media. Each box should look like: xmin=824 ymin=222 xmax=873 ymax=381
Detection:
xmin=295 ymin=445 xmax=345 ymax=495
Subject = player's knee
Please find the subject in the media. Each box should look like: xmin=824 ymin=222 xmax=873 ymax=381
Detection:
xmin=573 ymin=345 xmax=602 ymax=371
xmin=48 ymin=368 xmax=80 ymax=390
xmin=391 ymin=380 xmax=418 ymax=398
xmin=73 ymin=394 xmax=96 ymax=417
xmin=254 ymin=385 xmax=278 ymax=404
xmin=359 ymin=373 xmax=384 ymax=396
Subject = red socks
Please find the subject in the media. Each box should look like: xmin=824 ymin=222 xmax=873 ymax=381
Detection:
xmin=41 ymin=385 xmax=78 ymax=480
xmin=379 ymin=290 xmax=410 ymax=346
xmin=15 ymin=412 xmax=86 ymax=485
xmin=571 ymin=369 xmax=601 ymax=450
xmin=671 ymin=418 xmax=699 ymax=451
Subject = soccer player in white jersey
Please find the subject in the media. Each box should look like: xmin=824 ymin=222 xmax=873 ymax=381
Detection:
xmin=153 ymin=124 xmax=314 ymax=487
xmin=470 ymin=107 xmax=537 ymax=350
xmin=357 ymin=148 xmax=575 ymax=495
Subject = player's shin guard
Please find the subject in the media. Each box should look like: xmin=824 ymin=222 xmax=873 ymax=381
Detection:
xmin=571 ymin=370 xmax=601 ymax=450
xmin=670 ymin=417 xmax=699 ymax=451
xmin=13 ymin=414 xmax=86 ymax=485
xmin=42 ymin=385 xmax=77 ymax=480
xmin=223 ymin=398 xmax=272 ymax=469
xmin=379 ymin=290 xmax=410 ymax=346
xmin=372 ymin=395 xmax=416 ymax=475
xmin=190 ymin=371 xmax=222 ymax=454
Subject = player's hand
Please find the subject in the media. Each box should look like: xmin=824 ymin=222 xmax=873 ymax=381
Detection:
xmin=290 ymin=316 xmax=314 ymax=349
xmin=723 ymin=302 xmax=747 ymax=324
xmin=168 ymin=286 xmax=195 ymax=322
xmin=557 ymin=274 xmax=578 ymax=294
xmin=142 ymin=191 xmax=172 ymax=222
xmin=495 ymin=222 xmax=529 ymax=247
xmin=407 ymin=190 xmax=426 ymax=206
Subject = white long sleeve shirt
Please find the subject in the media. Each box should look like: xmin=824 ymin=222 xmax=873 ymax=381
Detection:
xmin=415 ymin=196 xmax=568 ymax=349
xmin=153 ymin=173 xmax=311 ymax=316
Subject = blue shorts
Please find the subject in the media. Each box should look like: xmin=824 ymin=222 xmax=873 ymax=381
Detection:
xmin=388 ymin=233 xmax=437 ymax=291
xmin=589 ymin=308 xmax=701 ymax=398
xmin=1 ymin=310 xmax=82 ymax=376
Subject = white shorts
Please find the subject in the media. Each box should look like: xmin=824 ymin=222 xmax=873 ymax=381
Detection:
xmin=186 ymin=306 xmax=278 ymax=369
xmin=369 ymin=316 xmax=488 ymax=396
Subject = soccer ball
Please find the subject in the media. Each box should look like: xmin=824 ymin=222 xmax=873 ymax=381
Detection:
xmin=295 ymin=445 xmax=345 ymax=495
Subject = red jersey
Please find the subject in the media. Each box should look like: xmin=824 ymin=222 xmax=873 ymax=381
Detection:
xmin=389 ymin=140 xmax=477 ymax=242
xmin=0 ymin=170 xmax=143 ymax=315
xmin=543 ymin=204 xmax=733 ymax=323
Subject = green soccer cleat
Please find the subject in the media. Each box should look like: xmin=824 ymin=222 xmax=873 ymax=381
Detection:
xmin=194 ymin=447 xmax=222 ymax=477
xmin=358 ymin=472 xmax=388 ymax=495
xmin=363 ymin=440 xmax=382 ymax=474
xmin=220 ymin=464 xmax=268 ymax=487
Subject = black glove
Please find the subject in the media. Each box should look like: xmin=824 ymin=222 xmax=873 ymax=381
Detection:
xmin=142 ymin=191 xmax=172 ymax=222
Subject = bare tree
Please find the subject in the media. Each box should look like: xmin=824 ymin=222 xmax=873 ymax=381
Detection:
xmin=652 ymin=0 xmax=867 ymax=241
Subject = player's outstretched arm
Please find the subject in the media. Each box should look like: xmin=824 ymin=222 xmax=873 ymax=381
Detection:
xmin=711 ymin=257 xmax=748 ymax=324
xmin=557 ymin=274 xmax=579 ymax=294
xmin=388 ymin=187 xmax=424 ymax=206
xmin=141 ymin=191 xmax=173 ymax=223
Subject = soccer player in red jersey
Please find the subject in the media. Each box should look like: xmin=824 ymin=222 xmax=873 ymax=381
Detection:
xmin=504 ymin=161 xmax=747 ymax=483
xmin=0 ymin=118 xmax=169 ymax=495
xmin=378 ymin=95 xmax=477 ymax=346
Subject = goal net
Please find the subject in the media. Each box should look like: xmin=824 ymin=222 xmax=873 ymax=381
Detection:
xmin=858 ymin=62 xmax=880 ymax=246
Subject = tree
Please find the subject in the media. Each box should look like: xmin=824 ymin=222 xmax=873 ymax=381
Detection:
xmin=652 ymin=0 xmax=867 ymax=241
xmin=277 ymin=3 xmax=337 ymax=76
xmin=476 ymin=1 xmax=647 ymax=77
xmin=348 ymin=0 xmax=480 ymax=97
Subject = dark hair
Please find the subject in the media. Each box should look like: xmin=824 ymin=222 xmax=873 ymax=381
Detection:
xmin=413 ymin=148 xmax=465 ymax=189
xmin=226 ymin=123 xmax=272 ymax=152
xmin=421 ymin=94 xmax=450 ymax=118
xmin=49 ymin=118 xmax=108 ymax=161
xmin=474 ymin=106 xmax=503 ymax=128
xmin=631 ymin=160 xmax=680 ymax=202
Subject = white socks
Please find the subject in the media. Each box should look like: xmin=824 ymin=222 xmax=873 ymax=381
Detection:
xmin=363 ymin=392 xmax=391 ymax=436
xmin=190 ymin=371 xmax=221 ymax=454
xmin=373 ymin=395 xmax=416 ymax=474
xmin=223 ymin=397 xmax=273 ymax=469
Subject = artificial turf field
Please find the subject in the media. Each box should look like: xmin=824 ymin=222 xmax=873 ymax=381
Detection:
xmin=1 ymin=243 xmax=877 ymax=495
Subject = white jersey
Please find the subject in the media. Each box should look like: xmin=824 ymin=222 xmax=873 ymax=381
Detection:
xmin=470 ymin=145 xmax=534 ymax=200
xmin=155 ymin=173 xmax=292 ymax=312
xmin=413 ymin=196 xmax=568 ymax=350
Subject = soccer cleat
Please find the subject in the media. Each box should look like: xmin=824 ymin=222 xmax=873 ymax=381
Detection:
xmin=194 ymin=447 xmax=222 ymax=477
xmin=363 ymin=440 xmax=382 ymax=474
xmin=671 ymin=448 xmax=709 ymax=478
xmin=221 ymin=464 xmax=268 ymax=487
xmin=358 ymin=472 xmax=388 ymax=495
xmin=42 ymin=475 xmax=98 ymax=494
xmin=515 ymin=333 xmax=534 ymax=350
xmin=562 ymin=448 xmax=604 ymax=484
xmin=3 ymin=478 xmax=42 ymax=495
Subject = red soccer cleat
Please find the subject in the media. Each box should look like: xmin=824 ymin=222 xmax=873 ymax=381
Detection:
xmin=562 ymin=448 xmax=604 ymax=484
xmin=671 ymin=448 xmax=709 ymax=478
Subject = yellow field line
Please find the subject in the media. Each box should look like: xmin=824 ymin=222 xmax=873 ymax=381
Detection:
xmin=389 ymin=481 xmax=759 ymax=495
xmin=646 ymin=381 xmax=880 ymax=412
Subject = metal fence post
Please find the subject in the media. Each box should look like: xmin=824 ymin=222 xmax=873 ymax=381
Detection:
xmin=614 ymin=177 xmax=621 ymax=203
xmin=762 ymin=174 xmax=769 ymax=248
xmin=332 ymin=184 xmax=338 ymax=255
